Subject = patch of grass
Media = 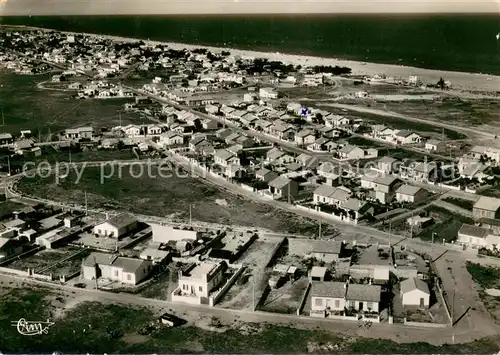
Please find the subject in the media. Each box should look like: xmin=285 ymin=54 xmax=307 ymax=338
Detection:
xmin=442 ymin=197 xmax=474 ymax=211
xmin=378 ymin=148 xmax=429 ymax=161
xmin=418 ymin=205 xmax=474 ymax=242
xmin=347 ymin=136 xmax=383 ymax=147
xmin=466 ymin=262 xmax=500 ymax=289
xmin=16 ymin=166 xmax=336 ymax=236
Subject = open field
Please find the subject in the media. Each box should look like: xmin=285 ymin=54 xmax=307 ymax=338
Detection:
xmin=43 ymin=249 xmax=93 ymax=277
xmin=0 ymin=69 xmax=147 ymax=134
xmin=0 ymin=286 xmax=498 ymax=353
xmin=16 ymin=166 xmax=337 ymax=236
xmin=5 ymin=246 xmax=84 ymax=273
xmin=369 ymin=98 xmax=500 ymax=128
xmin=467 ymin=262 xmax=500 ymax=322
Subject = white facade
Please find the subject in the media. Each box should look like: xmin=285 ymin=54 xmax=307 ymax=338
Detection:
xmin=401 ymin=288 xmax=430 ymax=308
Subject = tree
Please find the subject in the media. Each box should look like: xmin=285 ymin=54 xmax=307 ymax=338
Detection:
xmin=193 ymin=118 xmax=202 ymax=132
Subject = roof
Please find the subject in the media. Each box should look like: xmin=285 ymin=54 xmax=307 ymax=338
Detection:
xmin=396 ymin=184 xmax=424 ymax=196
xmin=189 ymin=262 xmax=219 ymax=279
xmin=311 ymin=241 xmax=343 ymax=254
xmin=341 ymin=198 xmax=368 ymax=212
xmin=346 ymin=284 xmax=381 ymax=302
xmin=474 ymin=196 xmax=500 ymax=212
xmin=458 ymin=223 xmax=490 ymax=239
xmin=374 ymin=175 xmax=399 ymax=187
xmin=426 ymin=139 xmax=443 ymax=146
xmin=266 ymin=147 xmax=285 ymax=160
xmin=0 ymin=133 xmax=13 ymax=140
xmin=478 ymin=217 xmax=500 ymax=227
xmin=111 ymin=256 xmax=149 ymax=274
xmin=268 ymin=175 xmax=292 ymax=189
xmin=255 ymin=167 xmax=271 ymax=176
xmin=314 ymin=185 xmax=338 ymax=198
xmin=310 ymin=266 xmax=327 ymax=279
xmin=104 ymin=213 xmax=137 ymax=230
xmin=310 ymin=281 xmax=346 ymax=298
xmin=378 ymin=156 xmax=397 ymax=165
xmin=340 ymin=144 xmax=361 ymax=154
xmin=82 ymin=252 xmax=118 ymax=267
xmin=400 ymin=278 xmax=430 ymax=295
xmin=215 ymin=149 xmax=236 ymax=161
xmin=396 ymin=130 xmax=418 ymax=138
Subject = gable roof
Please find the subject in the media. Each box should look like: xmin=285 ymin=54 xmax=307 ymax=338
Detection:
xmin=82 ymin=252 xmax=118 ymax=267
xmin=111 ymin=256 xmax=149 ymax=274
xmin=310 ymin=281 xmax=346 ymax=298
xmin=268 ymin=175 xmax=292 ymax=189
xmin=400 ymin=278 xmax=430 ymax=295
xmin=474 ymin=196 xmax=500 ymax=212
xmin=346 ymin=284 xmax=381 ymax=302
xmin=458 ymin=223 xmax=491 ymax=239
xmin=311 ymin=241 xmax=343 ymax=254
xmin=105 ymin=213 xmax=137 ymax=230
xmin=215 ymin=149 xmax=236 ymax=161
xmin=396 ymin=184 xmax=424 ymax=196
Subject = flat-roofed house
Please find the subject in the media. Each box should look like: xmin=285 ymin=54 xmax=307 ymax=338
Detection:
xmin=0 ymin=133 xmax=13 ymax=145
xmin=310 ymin=266 xmax=327 ymax=282
xmin=311 ymin=241 xmax=343 ymax=263
xmin=310 ymin=282 xmax=347 ymax=315
xmin=345 ymin=284 xmax=381 ymax=312
xmin=400 ymin=278 xmax=430 ymax=308
xmin=172 ymin=261 xmax=227 ymax=304
xmin=473 ymin=196 xmax=500 ymax=220
xmin=93 ymin=213 xmax=138 ymax=239
xmin=395 ymin=185 xmax=429 ymax=204
xmin=457 ymin=223 xmax=490 ymax=249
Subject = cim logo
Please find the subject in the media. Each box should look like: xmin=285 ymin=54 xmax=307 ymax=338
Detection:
xmin=11 ymin=318 xmax=55 ymax=336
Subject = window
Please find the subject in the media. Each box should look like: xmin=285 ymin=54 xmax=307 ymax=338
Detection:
xmin=366 ymin=302 xmax=373 ymax=310
xmin=335 ymin=300 xmax=340 ymax=308
xmin=199 ymin=286 xmax=203 ymax=292
xmin=114 ymin=270 xmax=118 ymax=276
xmin=127 ymin=274 xmax=131 ymax=281
xmin=315 ymin=298 xmax=323 ymax=307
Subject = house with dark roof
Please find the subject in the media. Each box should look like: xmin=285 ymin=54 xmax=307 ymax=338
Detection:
xmin=92 ymin=213 xmax=138 ymax=239
xmin=473 ymin=196 xmax=500 ymax=220
xmin=395 ymin=130 xmax=421 ymax=145
xmin=311 ymin=241 xmax=344 ymax=263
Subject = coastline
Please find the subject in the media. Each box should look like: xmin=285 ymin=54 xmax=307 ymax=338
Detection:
xmin=12 ymin=25 xmax=500 ymax=93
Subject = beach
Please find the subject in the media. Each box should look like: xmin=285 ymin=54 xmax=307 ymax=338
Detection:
xmin=17 ymin=25 xmax=500 ymax=93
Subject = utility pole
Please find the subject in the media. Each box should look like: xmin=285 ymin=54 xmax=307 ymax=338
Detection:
xmin=318 ymin=217 xmax=322 ymax=239
xmin=7 ymin=155 xmax=10 ymax=177
xmin=252 ymin=275 xmax=255 ymax=312
xmin=451 ymin=289 xmax=455 ymax=326
xmin=84 ymin=190 xmax=88 ymax=216
xmin=1 ymin=107 xmax=4 ymax=132
xmin=119 ymin=112 xmax=122 ymax=128
xmin=189 ymin=204 xmax=192 ymax=226
xmin=410 ymin=210 xmax=414 ymax=238
xmin=431 ymin=232 xmax=435 ymax=244
xmin=441 ymin=127 xmax=445 ymax=142
xmin=94 ymin=256 xmax=98 ymax=290
xmin=288 ymin=182 xmax=291 ymax=204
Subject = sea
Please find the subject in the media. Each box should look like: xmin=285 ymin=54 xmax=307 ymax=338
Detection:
xmin=1 ymin=14 xmax=499 ymax=75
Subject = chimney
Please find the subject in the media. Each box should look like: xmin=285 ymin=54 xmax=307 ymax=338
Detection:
xmin=105 ymin=212 xmax=109 ymax=220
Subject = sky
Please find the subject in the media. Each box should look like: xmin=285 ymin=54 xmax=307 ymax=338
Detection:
xmin=0 ymin=0 xmax=499 ymax=16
